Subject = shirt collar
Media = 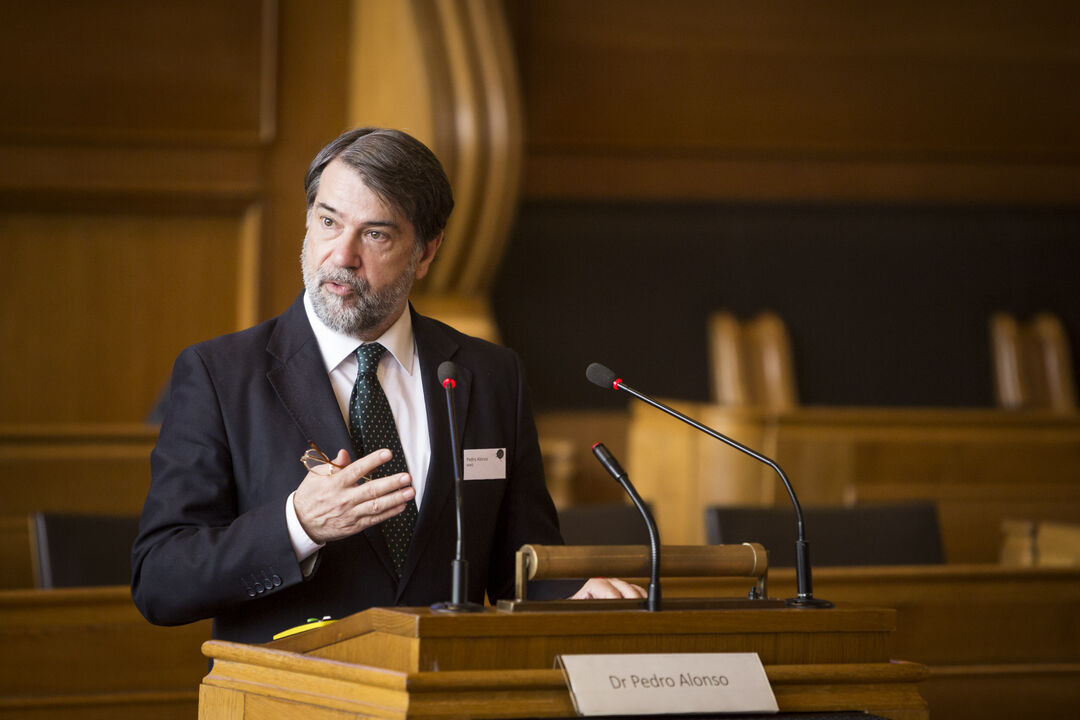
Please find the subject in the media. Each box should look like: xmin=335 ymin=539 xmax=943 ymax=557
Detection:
xmin=303 ymin=292 xmax=416 ymax=375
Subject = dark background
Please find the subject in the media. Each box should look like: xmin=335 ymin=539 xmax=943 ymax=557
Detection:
xmin=493 ymin=201 xmax=1080 ymax=411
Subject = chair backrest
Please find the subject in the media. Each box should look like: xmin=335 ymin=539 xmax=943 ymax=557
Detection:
xmin=990 ymin=311 xmax=1077 ymax=412
xmin=707 ymin=310 xmax=798 ymax=411
xmin=704 ymin=502 xmax=945 ymax=566
xmin=32 ymin=512 xmax=141 ymax=588
xmin=558 ymin=503 xmax=652 ymax=546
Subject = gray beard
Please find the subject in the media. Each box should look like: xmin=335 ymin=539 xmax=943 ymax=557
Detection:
xmin=301 ymin=237 xmax=417 ymax=338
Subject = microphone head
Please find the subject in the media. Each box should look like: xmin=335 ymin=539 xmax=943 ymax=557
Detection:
xmin=438 ymin=361 xmax=458 ymax=388
xmin=586 ymin=362 xmax=619 ymax=390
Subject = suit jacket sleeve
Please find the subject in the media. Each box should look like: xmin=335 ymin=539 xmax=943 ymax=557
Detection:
xmin=131 ymin=344 xmax=305 ymax=627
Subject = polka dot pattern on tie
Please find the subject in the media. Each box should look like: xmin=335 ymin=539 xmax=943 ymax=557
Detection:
xmin=349 ymin=342 xmax=417 ymax=574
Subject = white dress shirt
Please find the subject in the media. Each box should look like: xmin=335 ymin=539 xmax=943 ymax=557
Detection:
xmin=286 ymin=293 xmax=431 ymax=566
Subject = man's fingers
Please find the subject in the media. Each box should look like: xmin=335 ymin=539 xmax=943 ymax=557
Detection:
xmin=294 ymin=450 xmax=414 ymax=543
xmin=570 ymin=577 xmax=648 ymax=600
xmin=338 ymin=448 xmax=393 ymax=484
xmin=356 ymin=497 xmax=408 ymax=527
xmin=353 ymin=472 xmax=414 ymax=503
xmin=339 ymin=472 xmax=414 ymax=524
xmin=607 ymin=577 xmax=647 ymax=598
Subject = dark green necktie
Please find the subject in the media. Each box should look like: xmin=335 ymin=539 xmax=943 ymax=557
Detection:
xmin=349 ymin=342 xmax=417 ymax=574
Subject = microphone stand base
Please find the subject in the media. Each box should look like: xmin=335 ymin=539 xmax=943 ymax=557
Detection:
xmin=785 ymin=596 xmax=834 ymax=609
xmin=430 ymin=601 xmax=485 ymax=613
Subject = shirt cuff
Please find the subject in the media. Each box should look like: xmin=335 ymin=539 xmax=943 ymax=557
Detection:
xmin=286 ymin=491 xmax=324 ymax=570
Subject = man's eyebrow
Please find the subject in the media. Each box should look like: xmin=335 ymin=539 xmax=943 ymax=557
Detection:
xmin=314 ymin=202 xmax=399 ymax=229
xmin=363 ymin=220 xmax=401 ymax=229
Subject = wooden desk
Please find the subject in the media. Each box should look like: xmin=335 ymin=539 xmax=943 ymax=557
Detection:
xmin=667 ymin=564 xmax=1080 ymax=720
xmin=0 ymin=586 xmax=211 ymax=720
xmin=627 ymin=403 xmax=1080 ymax=559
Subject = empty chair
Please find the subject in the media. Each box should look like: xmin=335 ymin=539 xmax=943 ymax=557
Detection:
xmin=990 ymin=311 xmax=1077 ymax=412
xmin=558 ymin=503 xmax=652 ymax=546
xmin=32 ymin=512 xmax=141 ymax=588
xmin=708 ymin=310 xmax=798 ymax=411
xmin=705 ymin=502 xmax=945 ymax=567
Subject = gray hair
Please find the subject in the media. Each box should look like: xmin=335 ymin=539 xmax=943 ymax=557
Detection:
xmin=304 ymin=127 xmax=455 ymax=248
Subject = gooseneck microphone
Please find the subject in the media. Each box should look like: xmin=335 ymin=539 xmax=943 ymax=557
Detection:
xmin=431 ymin=361 xmax=483 ymax=613
xmin=592 ymin=442 xmax=661 ymax=611
xmin=586 ymin=362 xmax=832 ymax=608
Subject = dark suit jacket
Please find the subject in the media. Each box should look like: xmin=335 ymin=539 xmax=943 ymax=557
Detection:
xmin=131 ymin=294 xmax=561 ymax=644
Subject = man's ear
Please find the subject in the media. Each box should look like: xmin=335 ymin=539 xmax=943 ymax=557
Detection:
xmin=414 ymin=233 xmax=443 ymax=280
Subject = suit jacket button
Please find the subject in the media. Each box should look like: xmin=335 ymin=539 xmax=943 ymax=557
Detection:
xmin=254 ymin=581 xmax=265 ymax=594
xmin=271 ymin=575 xmax=282 ymax=586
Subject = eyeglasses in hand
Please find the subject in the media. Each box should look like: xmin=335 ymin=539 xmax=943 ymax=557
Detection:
xmin=300 ymin=442 xmax=350 ymax=476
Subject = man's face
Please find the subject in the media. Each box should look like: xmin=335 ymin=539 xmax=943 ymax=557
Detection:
xmin=302 ymin=158 xmax=441 ymax=339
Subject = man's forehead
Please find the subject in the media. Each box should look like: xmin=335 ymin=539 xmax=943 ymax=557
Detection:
xmin=315 ymin=159 xmax=406 ymax=224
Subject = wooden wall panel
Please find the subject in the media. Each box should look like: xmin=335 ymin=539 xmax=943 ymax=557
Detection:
xmin=0 ymin=210 xmax=253 ymax=423
xmin=512 ymin=0 xmax=1080 ymax=202
xmin=0 ymin=0 xmax=276 ymax=144
xmin=0 ymin=1 xmax=286 ymax=425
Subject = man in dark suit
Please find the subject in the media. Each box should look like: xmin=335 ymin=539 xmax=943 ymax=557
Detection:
xmin=132 ymin=128 xmax=640 ymax=644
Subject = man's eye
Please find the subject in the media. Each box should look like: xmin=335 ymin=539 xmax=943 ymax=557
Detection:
xmin=321 ymin=216 xmax=334 ymax=228
xmin=367 ymin=230 xmax=384 ymax=240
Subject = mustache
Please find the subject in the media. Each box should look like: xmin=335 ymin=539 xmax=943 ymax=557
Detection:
xmin=317 ymin=267 xmax=368 ymax=294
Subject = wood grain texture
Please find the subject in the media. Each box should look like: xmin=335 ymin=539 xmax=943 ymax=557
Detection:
xmin=513 ymin=0 xmax=1080 ymax=202
xmin=203 ymin=604 xmax=924 ymax=719
xmin=269 ymin=605 xmax=895 ymax=671
xmin=0 ymin=0 xmax=276 ymax=144
xmin=0 ymin=207 xmax=256 ymax=425
xmin=0 ymin=587 xmax=210 ymax=719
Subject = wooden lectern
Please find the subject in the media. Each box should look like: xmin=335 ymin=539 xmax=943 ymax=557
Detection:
xmin=198 ymin=545 xmax=927 ymax=719
xmin=200 ymin=607 xmax=926 ymax=719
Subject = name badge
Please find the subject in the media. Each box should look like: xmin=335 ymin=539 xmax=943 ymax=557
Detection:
xmin=463 ymin=448 xmax=506 ymax=480
xmin=558 ymin=652 xmax=777 ymax=716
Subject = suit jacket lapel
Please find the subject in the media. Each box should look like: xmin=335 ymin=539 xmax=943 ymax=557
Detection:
xmin=265 ymin=294 xmax=397 ymax=579
xmin=396 ymin=308 xmax=466 ymax=595
xmin=265 ymin=296 xmax=353 ymax=458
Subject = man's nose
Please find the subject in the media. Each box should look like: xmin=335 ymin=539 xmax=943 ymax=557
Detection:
xmin=328 ymin=232 xmax=362 ymax=268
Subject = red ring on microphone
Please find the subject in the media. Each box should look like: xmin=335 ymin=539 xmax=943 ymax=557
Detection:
xmin=442 ymin=378 xmax=456 ymax=389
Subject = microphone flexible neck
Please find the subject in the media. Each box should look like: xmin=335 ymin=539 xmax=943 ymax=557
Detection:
xmin=613 ymin=380 xmax=829 ymax=607
xmin=592 ymin=442 xmax=661 ymax=611
xmin=618 ymin=382 xmax=806 ymax=542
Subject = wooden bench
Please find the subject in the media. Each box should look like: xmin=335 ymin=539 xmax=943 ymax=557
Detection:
xmin=665 ymin=564 xmax=1080 ymax=720
xmin=0 ymin=424 xmax=157 ymax=589
xmin=0 ymin=586 xmax=210 ymax=720
xmin=627 ymin=404 xmax=1080 ymax=561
